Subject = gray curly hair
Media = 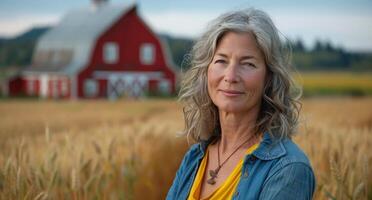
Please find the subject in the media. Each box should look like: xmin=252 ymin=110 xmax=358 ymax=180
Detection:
xmin=178 ymin=8 xmax=302 ymax=142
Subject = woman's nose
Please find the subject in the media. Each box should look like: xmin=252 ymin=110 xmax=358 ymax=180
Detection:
xmin=224 ymin=62 xmax=240 ymax=83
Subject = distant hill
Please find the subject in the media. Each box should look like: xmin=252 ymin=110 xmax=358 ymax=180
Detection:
xmin=0 ymin=26 xmax=371 ymax=71
xmin=13 ymin=26 xmax=51 ymax=42
xmin=0 ymin=26 xmax=50 ymax=43
xmin=0 ymin=26 xmax=50 ymax=68
xmin=159 ymin=34 xmax=194 ymax=68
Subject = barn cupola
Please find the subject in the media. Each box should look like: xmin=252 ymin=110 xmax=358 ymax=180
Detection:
xmin=91 ymin=0 xmax=108 ymax=10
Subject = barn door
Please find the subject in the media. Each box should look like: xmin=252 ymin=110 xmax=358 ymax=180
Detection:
xmin=107 ymin=74 xmax=148 ymax=100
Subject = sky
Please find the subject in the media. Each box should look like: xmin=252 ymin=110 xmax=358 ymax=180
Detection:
xmin=0 ymin=0 xmax=371 ymax=52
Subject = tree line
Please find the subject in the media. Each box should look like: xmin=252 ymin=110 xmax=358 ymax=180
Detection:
xmin=0 ymin=27 xmax=371 ymax=71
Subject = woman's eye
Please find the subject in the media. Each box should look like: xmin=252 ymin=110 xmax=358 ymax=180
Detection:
xmin=242 ymin=63 xmax=256 ymax=68
xmin=214 ymin=59 xmax=226 ymax=64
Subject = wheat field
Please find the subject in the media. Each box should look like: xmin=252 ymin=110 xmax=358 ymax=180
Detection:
xmin=295 ymin=72 xmax=372 ymax=96
xmin=0 ymin=98 xmax=371 ymax=199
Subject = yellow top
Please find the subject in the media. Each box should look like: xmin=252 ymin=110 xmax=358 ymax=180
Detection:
xmin=187 ymin=143 xmax=260 ymax=200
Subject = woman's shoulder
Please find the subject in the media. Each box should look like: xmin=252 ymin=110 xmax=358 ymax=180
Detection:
xmin=255 ymin=133 xmax=311 ymax=166
xmin=261 ymin=137 xmax=315 ymax=183
xmin=257 ymin=132 xmax=311 ymax=165
xmin=254 ymin=135 xmax=316 ymax=186
xmin=280 ymin=137 xmax=312 ymax=166
xmin=258 ymin=138 xmax=316 ymax=199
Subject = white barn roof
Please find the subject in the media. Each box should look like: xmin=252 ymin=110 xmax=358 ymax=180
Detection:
xmin=26 ymin=3 xmax=135 ymax=75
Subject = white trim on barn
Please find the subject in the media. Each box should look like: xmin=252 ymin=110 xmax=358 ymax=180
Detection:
xmin=93 ymin=71 xmax=163 ymax=79
xmin=40 ymin=74 xmax=49 ymax=98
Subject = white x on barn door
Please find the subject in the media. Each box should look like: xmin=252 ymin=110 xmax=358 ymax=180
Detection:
xmin=107 ymin=74 xmax=148 ymax=100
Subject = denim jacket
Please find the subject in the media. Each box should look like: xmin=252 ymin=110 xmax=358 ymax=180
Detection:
xmin=166 ymin=132 xmax=316 ymax=200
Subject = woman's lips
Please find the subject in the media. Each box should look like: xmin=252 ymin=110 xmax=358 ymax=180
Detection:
xmin=219 ymin=89 xmax=245 ymax=97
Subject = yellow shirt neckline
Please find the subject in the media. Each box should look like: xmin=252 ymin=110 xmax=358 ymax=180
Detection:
xmin=187 ymin=142 xmax=260 ymax=200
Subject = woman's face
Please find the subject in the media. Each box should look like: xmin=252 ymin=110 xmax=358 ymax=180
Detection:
xmin=207 ymin=31 xmax=267 ymax=114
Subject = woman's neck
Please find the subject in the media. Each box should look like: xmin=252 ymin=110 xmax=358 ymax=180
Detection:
xmin=218 ymin=109 xmax=260 ymax=154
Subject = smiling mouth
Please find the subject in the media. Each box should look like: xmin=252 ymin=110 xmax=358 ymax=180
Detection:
xmin=219 ymin=89 xmax=245 ymax=97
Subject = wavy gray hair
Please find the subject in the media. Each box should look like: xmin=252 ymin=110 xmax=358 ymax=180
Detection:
xmin=179 ymin=8 xmax=302 ymax=142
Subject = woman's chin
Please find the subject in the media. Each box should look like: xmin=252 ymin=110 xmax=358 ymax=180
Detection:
xmin=217 ymin=104 xmax=246 ymax=114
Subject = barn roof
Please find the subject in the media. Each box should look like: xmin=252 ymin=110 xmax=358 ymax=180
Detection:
xmin=24 ymin=3 xmax=135 ymax=75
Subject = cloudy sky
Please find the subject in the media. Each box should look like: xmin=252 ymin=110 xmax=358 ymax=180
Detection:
xmin=0 ymin=0 xmax=371 ymax=52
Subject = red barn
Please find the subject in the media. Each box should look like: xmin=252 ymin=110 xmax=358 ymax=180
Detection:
xmin=6 ymin=1 xmax=177 ymax=99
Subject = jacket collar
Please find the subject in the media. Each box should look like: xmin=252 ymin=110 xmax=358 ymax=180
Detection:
xmin=253 ymin=131 xmax=287 ymax=160
xmin=199 ymin=131 xmax=286 ymax=161
xmin=198 ymin=135 xmax=215 ymax=157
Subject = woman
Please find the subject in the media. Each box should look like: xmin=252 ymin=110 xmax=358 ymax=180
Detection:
xmin=167 ymin=8 xmax=315 ymax=200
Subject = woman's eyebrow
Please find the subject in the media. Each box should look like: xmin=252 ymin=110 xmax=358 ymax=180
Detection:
xmin=241 ymin=55 xmax=256 ymax=60
xmin=215 ymin=53 xmax=258 ymax=61
xmin=215 ymin=53 xmax=228 ymax=58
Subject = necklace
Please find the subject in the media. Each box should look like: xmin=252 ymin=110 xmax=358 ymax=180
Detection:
xmin=207 ymin=134 xmax=257 ymax=185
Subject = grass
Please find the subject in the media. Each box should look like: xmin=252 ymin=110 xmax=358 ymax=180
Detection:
xmin=0 ymin=98 xmax=371 ymax=199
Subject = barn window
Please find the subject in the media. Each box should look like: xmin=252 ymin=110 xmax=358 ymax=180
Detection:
xmin=158 ymin=79 xmax=171 ymax=95
xmin=103 ymin=42 xmax=119 ymax=64
xmin=84 ymin=79 xmax=99 ymax=97
xmin=140 ymin=43 xmax=155 ymax=65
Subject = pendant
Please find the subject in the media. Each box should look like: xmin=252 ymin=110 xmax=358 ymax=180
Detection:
xmin=207 ymin=177 xmax=216 ymax=185
xmin=207 ymin=166 xmax=221 ymax=185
